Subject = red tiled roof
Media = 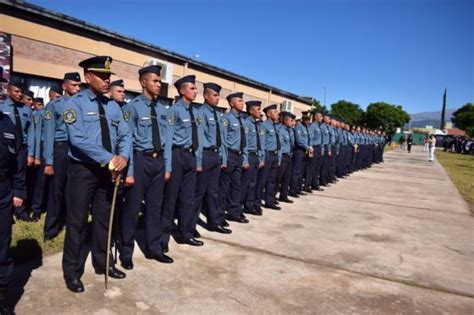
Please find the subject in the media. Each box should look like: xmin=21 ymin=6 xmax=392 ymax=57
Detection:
xmin=446 ymin=128 xmax=466 ymax=136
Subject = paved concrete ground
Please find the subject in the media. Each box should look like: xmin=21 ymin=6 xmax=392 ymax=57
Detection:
xmin=14 ymin=148 xmax=474 ymax=314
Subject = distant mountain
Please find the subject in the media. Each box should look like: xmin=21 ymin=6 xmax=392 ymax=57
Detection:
xmin=409 ymin=108 xmax=457 ymax=122
xmin=406 ymin=108 xmax=458 ymax=129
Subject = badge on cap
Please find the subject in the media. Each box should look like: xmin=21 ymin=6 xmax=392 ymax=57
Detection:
xmin=105 ymin=57 xmax=111 ymax=70
xmin=64 ymin=109 xmax=77 ymax=124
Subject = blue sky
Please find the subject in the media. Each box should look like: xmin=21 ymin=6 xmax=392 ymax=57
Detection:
xmin=29 ymin=0 xmax=473 ymax=113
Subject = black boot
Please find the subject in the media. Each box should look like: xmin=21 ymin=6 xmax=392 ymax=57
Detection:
xmin=0 ymin=287 xmax=12 ymax=315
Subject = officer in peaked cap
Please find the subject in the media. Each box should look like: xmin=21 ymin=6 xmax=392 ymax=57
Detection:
xmin=289 ymin=110 xmax=312 ymax=197
xmin=108 ymin=79 xmax=126 ymax=106
xmin=277 ymin=111 xmax=296 ymax=203
xmin=61 ymin=55 xmax=131 ymax=293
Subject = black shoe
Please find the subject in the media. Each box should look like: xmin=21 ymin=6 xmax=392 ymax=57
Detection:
xmin=222 ymin=220 xmax=230 ymax=227
xmin=208 ymin=225 xmax=232 ymax=234
xmin=263 ymin=204 xmax=281 ymax=210
xmin=31 ymin=212 xmax=41 ymax=222
xmin=193 ymin=230 xmax=201 ymax=239
xmin=304 ymin=188 xmax=313 ymax=193
xmin=149 ymin=253 xmax=174 ymax=264
xmin=163 ymin=245 xmax=169 ymax=253
xmin=243 ymin=208 xmax=260 ymax=216
xmin=288 ymin=192 xmax=299 ymax=198
xmin=320 ymin=183 xmax=330 ymax=187
xmin=0 ymin=287 xmax=12 ymax=315
xmin=65 ymin=278 xmax=85 ymax=293
xmin=176 ymin=238 xmax=204 ymax=246
xmin=313 ymin=187 xmax=324 ymax=191
xmin=226 ymin=215 xmax=249 ymax=224
xmin=95 ymin=266 xmax=126 ymax=279
xmin=278 ymin=197 xmax=294 ymax=204
xmin=121 ymin=259 xmax=134 ymax=270
xmin=274 ymin=200 xmax=280 ymax=205
xmin=43 ymin=232 xmax=58 ymax=242
xmin=298 ymin=191 xmax=307 ymax=196
xmin=0 ymin=306 xmax=12 ymax=315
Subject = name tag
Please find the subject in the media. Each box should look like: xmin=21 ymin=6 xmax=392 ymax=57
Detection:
xmin=183 ymin=119 xmax=190 ymax=122
xmin=3 ymin=132 xmax=15 ymax=139
xmin=141 ymin=117 xmax=151 ymax=121
xmin=86 ymin=112 xmax=97 ymax=116
xmin=208 ymin=117 xmax=214 ymax=121
xmin=2 ymin=111 xmax=11 ymax=115
xmin=232 ymin=123 xmax=239 ymax=127
xmin=111 ymin=120 xmax=119 ymax=127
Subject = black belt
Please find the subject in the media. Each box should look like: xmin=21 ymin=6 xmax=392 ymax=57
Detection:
xmin=228 ymin=149 xmax=242 ymax=155
xmin=266 ymin=150 xmax=278 ymax=155
xmin=0 ymin=171 xmax=9 ymax=182
xmin=203 ymin=147 xmax=219 ymax=152
xmin=134 ymin=150 xmax=163 ymax=158
xmin=172 ymin=145 xmax=194 ymax=153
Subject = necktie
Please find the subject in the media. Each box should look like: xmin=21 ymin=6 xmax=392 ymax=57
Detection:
xmin=212 ymin=109 xmax=221 ymax=147
xmin=238 ymin=116 xmax=246 ymax=152
xmin=97 ymin=98 xmax=112 ymax=152
xmin=305 ymin=124 xmax=311 ymax=146
xmin=254 ymin=120 xmax=261 ymax=151
xmin=150 ymin=101 xmax=162 ymax=151
xmin=188 ymin=106 xmax=199 ymax=152
xmin=13 ymin=105 xmax=22 ymax=149
xmin=273 ymin=122 xmax=281 ymax=151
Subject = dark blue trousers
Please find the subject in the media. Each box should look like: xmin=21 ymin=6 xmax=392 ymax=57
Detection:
xmin=193 ymin=150 xmax=222 ymax=228
xmin=0 ymin=181 xmax=13 ymax=288
xmin=241 ymin=152 xmax=259 ymax=212
xmin=310 ymin=145 xmax=322 ymax=188
xmin=120 ymin=153 xmax=165 ymax=261
xmin=329 ymin=147 xmax=337 ymax=181
xmin=219 ymin=151 xmax=243 ymax=218
xmin=44 ymin=141 xmax=69 ymax=238
xmin=320 ymin=146 xmax=330 ymax=185
xmin=30 ymin=145 xmax=47 ymax=215
xmin=14 ymin=145 xmax=27 ymax=217
xmin=277 ymin=153 xmax=292 ymax=199
xmin=161 ymin=149 xmax=196 ymax=243
xmin=63 ymin=162 xmax=114 ymax=281
xmin=289 ymin=148 xmax=306 ymax=194
xmin=256 ymin=151 xmax=279 ymax=206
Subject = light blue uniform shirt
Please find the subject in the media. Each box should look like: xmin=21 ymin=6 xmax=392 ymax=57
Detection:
xmin=198 ymin=103 xmax=227 ymax=166
xmin=0 ymin=97 xmax=35 ymax=154
xmin=243 ymin=116 xmax=265 ymax=165
xmin=42 ymin=95 xmax=71 ymax=165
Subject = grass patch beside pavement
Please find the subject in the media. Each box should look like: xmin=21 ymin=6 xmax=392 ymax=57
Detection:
xmin=436 ymin=150 xmax=474 ymax=213
xmin=12 ymin=216 xmax=65 ymax=258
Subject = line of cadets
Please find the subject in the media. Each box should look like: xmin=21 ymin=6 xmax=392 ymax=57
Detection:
xmin=0 ymin=56 xmax=387 ymax=300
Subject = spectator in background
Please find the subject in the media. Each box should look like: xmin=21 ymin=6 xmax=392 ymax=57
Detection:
xmin=399 ymin=135 xmax=405 ymax=150
xmin=428 ymin=134 xmax=436 ymax=162
xmin=423 ymin=136 xmax=429 ymax=152
xmin=406 ymin=135 xmax=413 ymax=153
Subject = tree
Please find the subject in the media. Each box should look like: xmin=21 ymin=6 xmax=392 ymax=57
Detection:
xmin=452 ymin=103 xmax=474 ymax=137
xmin=330 ymin=100 xmax=365 ymax=126
xmin=440 ymin=88 xmax=447 ymax=130
xmin=365 ymin=102 xmax=410 ymax=135
xmin=309 ymin=98 xmax=328 ymax=115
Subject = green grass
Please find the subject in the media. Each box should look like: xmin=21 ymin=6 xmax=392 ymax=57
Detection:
xmin=436 ymin=150 xmax=474 ymax=213
xmin=12 ymin=216 xmax=65 ymax=258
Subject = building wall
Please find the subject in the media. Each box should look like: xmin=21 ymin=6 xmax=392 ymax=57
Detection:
xmin=1 ymin=14 xmax=309 ymax=114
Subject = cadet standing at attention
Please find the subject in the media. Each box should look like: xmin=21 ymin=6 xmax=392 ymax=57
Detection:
xmin=276 ymin=111 xmax=295 ymax=203
xmin=241 ymin=100 xmax=265 ymax=216
xmin=219 ymin=92 xmax=249 ymax=223
xmin=289 ymin=111 xmax=312 ymax=197
xmin=256 ymin=104 xmax=281 ymax=210
xmin=108 ymin=79 xmax=127 ymax=106
xmin=310 ymin=111 xmax=323 ymax=191
xmin=0 ymin=78 xmax=35 ymax=222
xmin=0 ymin=76 xmax=26 ymax=315
xmin=192 ymin=83 xmax=231 ymax=234
xmin=42 ymin=72 xmax=81 ymax=240
xmin=161 ymin=75 xmax=204 ymax=248
xmin=62 ymin=56 xmax=131 ymax=293
xmin=119 ymin=65 xmax=173 ymax=268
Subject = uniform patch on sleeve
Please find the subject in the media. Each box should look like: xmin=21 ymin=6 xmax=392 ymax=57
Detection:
xmin=123 ymin=111 xmax=130 ymax=122
xmin=64 ymin=109 xmax=77 ymax=124
xmin=223 ymin=119 xmax=229 ymax=127
xmin=259 ymin=128 xmax=265 ymax=136
xmin=44 ymin=110 xmax=53 ymax=120
xmin=167 ymin=115 xmax=175 ymax=126
xmin=34 ymin=115 xmax=40 ymax=124
xmin=197 ymin=115 xmax=203 ymax=124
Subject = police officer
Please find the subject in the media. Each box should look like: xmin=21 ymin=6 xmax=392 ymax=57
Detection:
xmin=42 ymin=72 xmax=81 ymax=240
xmin=289 ymin=112 xmax=312 ymax=197
xmin=192 ymin=83 xmax=231 ymax=234
xmin=319 ymin=113 xmax=331 ymax=187
xmin=48 ymin=85 xmax=63 ymax=101
xmin=219 ymin=92 xmax=249 ymax=223
xmin=256 ymin=104 xmax=281 ymax=210
xmin=161 ymin=75 xmax=204 ymax=248
xmin=62 ymin=56 xmax=131 ymax=293
xmin=0 ymin=78 xmax=34 ymax=222
xmin=277 ymin=111 xmax=295 ymax=203
xmin=0 ymin=85 xmax=26 ymax=315
xmin=29 ymin=97 xmax=46 ymax=222
xmin=241 ymin=100 xmax=265 ymax=216
xmin=108 ymin=79 xmax=126 ymax=106
xmin=21 ymin=90 xmax=34 ymax=109
xmin=120 ymin=65 xmax=173 ymax=268
xmin=310 ymin=111 xmax=324 ymax=191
